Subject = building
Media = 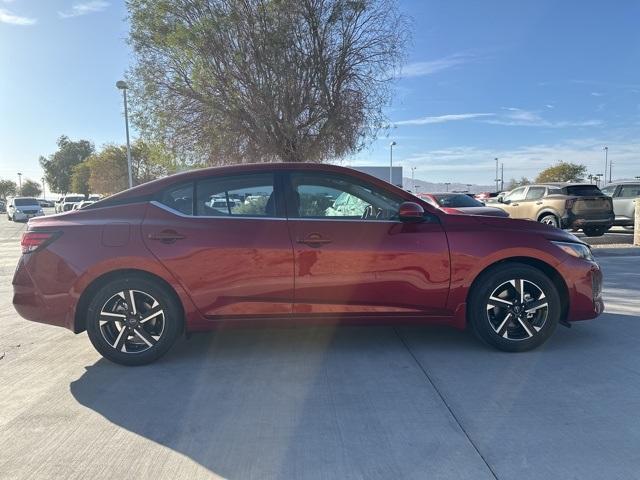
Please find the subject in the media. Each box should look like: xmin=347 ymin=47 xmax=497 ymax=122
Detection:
xmin=351 ymin=166 xmax=403 ymax=188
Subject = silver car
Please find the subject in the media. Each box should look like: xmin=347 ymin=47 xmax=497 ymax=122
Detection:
xmin=6 ymin=197 xmax=45 ymax=222
xmin=600 ymin=182 xmax=640 ymax=228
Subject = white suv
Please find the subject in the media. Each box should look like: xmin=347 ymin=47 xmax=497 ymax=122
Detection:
xmin=6 ymin=197 xmax=45 ymax=222
xmin=55 ymin=194 xmax=86 ymax=213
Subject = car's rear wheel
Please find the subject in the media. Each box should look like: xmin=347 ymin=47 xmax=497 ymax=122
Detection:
xmin=86 ymin=276 xmax=182 ymax=366
xmin=539 ymin=214 xmax=559 ymax=228
xmin=468 ymin=263 xmax=561 ymax=352
xmin=583 ymin=226 xmax=608 ymax=237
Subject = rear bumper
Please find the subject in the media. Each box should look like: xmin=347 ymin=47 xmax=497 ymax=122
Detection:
xmin=560 ymin=212 xmax=614 ymax=230
xmin=12 ymin=211 xmax=44 ymax=222
xmin=12 ymin=254 xmax=77 ymax=331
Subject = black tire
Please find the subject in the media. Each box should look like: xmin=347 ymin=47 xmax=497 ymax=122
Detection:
xmin=582 ymin=226 xmax=608 ymax=237
xmin=468 ymin=263 xmax=561 ymax=352
xmin=539 ymin=214 xmax=559 ymax=228
xmin=86 ymin=275 xmax=182 ymax=366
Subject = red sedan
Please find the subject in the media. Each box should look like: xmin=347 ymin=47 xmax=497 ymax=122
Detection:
xmin=419 ymin=192 xmax=510 ymax=217
xmin=13 ymin=163 xmax=603 ymax=365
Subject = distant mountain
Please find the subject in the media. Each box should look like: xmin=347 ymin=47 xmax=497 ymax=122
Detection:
xmin=403 ymin=177 xmax=497 ymax=194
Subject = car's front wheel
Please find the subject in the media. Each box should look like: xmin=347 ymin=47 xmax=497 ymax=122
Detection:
xmin=86 ymin=276 xmax=182 ymax=366
xmin=468 ymin=263 xmax=561 ymax=352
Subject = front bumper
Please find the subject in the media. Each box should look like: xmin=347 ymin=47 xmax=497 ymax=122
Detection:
xmin=12 ymin=211 xmax=44 ymax=221
xmin=559 ymin=256 xmax=604 ymax=322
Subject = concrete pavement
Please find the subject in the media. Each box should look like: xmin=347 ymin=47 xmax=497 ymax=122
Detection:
xmin=1 ymin=215 xmax=640 ymax=479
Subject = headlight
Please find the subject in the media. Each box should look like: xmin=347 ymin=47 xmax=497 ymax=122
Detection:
xmin=552 ymin=241 xmax=594 ymax=261
xmin=15 ymin=209 xmax=22 ymax=213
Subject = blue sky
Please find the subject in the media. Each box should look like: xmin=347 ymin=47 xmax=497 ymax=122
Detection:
xmin=1 ymin=0 xmax=639 ymax=189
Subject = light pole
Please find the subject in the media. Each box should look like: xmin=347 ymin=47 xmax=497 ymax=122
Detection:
xmin=444 ymin=182 xmax=451 ymax=192
xmin=603 ymin=146 xmax=608 ymax=184
xmin=116 ymin=80 xmax=133 ymax=189
xmin=494 ymin=157 xmax=499 ymax=192
xmin=411 ymin=166 xmax=417 ymax=192
xmin=42 ymin=177 xmax=46 ymax=199
xmin=389 ymin=141 xmax=396 ymax=185
xmin=17 ymin=172 xmax=22 ymax=193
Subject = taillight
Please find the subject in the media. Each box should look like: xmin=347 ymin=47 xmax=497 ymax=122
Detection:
xmin=565 ymin=198 xmax=575 ymax=210
xmin=21 ymin=231 xmax=60 ymax=254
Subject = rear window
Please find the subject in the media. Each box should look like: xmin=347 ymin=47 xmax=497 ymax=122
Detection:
xmin=562 ymin=185 xmax=604 ymax=196
xmin=64 ymin=196 xmax=85 ymax=203
xmin=434 ymin=194 xmax=483 ymax=208
xmin=14 ymin=198 xmax=39 ymax=206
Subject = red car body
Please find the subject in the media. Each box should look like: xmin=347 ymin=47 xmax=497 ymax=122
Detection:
xmin=13 ymin=163 xmax=603 ymax=340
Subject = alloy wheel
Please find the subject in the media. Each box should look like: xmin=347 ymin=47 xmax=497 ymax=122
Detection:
xmin=486 ymin=279 xmax=549 ymax=341
xmin=98 ymin=289 xmax=165 ymax=353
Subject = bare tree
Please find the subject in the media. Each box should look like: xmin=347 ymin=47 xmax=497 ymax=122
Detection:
xmin=128 ymin=0 xmax=409 ymax=164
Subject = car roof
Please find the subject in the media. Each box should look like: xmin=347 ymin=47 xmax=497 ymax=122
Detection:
xmin=13 ymin=197 xmax=39 ymax=201
xmin=98 ymin=162 xmax=416 ymax=205
xmin=534 ymin=182 xmax=596 ymax=188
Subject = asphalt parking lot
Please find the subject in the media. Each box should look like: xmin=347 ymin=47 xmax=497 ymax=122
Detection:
xmin=1 ymin=214 xmax=640 ymax=480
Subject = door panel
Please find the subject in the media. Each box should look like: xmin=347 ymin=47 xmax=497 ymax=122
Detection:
xmin=285 ymin=171 xmax=450 ymax=315
xmin=288 ymin=219 xmax=450 ymax=314
xmin=142 ymin=174 xmax=294 ymax=318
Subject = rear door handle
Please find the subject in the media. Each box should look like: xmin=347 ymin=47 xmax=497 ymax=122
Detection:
xmin=297 ymin=233 xmax=332 ymax=248
xmin=148 ymin=230 xmax=185 ymax=244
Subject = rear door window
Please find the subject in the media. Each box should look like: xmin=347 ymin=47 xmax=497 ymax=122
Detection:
xmin=618 ymin=185 xmax=640 ymax=198
xmin=159 ymin=183 xmax=194 ymax=215
xmin=525 ymin=187 xmax=546 ymax=200
xmin=195 ymin=173 xmax=277 ymax=217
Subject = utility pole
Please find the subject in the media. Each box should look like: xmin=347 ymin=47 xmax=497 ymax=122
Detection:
xmin=17 ymin=172 xmax=22 ymax=193
xmin=500 ymin=163 xmax=504 ymax=191
xmin=603 ymin=146 xmax=608 ymax=184
xmin=389 ymin=141 xmax=397 ymax=185
xmin=42 ymin=177 xmax=46 ymax=199
xmin=494 ymin=158 xmax=499 ymax=192
xmin=116 ymin=80 xmax=134 ymax=189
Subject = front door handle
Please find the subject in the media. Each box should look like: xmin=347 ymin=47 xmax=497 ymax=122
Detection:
xmin=148 ymin=230 xmax=186 ymax=244
xmin=297 ymin=233 xmax=332 ymax=248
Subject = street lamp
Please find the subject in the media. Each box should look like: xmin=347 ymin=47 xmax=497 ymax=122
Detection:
xmin=116 ymin=80 xmax=133 ymax=189
xmin=603 ymin=146 xmax=608 ymax=184
xmin=411 ymin=166 xmax=417 ymax=192
xmin=444 ymin=182 xmax=451 ymax=192
xmin=17 ymin=172 xmax=22 ymax=192
xmin=389 ymin=141 xmax=397 ymax=185
xmin=42 ymin=177 xmax=46 ymax=199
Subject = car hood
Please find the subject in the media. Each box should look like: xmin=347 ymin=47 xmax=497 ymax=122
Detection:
xmin=469 ymin=215 xmax=585 ymax=244
xmin=446 ymin=206 xmax=509 ymax=217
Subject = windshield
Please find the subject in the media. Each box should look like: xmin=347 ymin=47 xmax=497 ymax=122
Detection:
xmin=434 ymin=194 xmax=484 ymax=208
xmin=562 ymin=185 xmax=604 ymax=197
xmin=14 ymin=198 xmax=39 ymax=206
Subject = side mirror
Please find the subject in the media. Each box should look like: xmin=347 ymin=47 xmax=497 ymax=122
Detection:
xmin=398 ymin=201 xmax=425 ymax=222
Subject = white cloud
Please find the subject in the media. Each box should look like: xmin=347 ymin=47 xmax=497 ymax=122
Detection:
xmin=400 ymin=53 xmax=477 ymax=78
xmin=394 ymin=108 xmax=601 ymax=129
xmin=544 ymin=104 xmax=555 ymax=109
xmin=58 ymin=1 xmax=109 ymax=19
xmin=0 ymin=7 xmax=36 ymax=25
xmin=395 ymin=113 xmax=494 ymax=126
xmin=485 ymin=107 xmax=602 ymax=128
xmin=591 ymin=92 xmax=604 ymax=97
